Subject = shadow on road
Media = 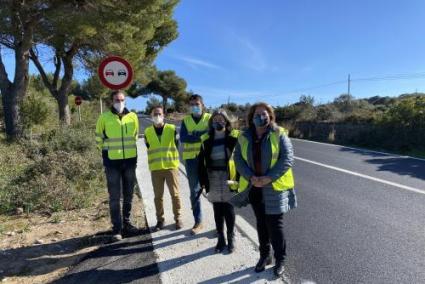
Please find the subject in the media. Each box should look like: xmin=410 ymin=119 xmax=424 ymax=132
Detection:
xmin=339 ymin=147 xmax=425 ymax=181
xmin=0 ymin=232 xmax=111 ymax=279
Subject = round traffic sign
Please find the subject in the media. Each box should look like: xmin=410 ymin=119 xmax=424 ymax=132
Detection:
xmin=98 ymin=56 xmax=133 ymax=90
xmin=75 ymin=96 xmax=82 ymax=106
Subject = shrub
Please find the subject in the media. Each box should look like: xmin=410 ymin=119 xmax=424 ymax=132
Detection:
xmin=0 ymin=124 xmax=105 ymax=215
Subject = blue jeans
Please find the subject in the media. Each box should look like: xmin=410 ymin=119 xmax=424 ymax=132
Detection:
xmin=185 ymin=157 xmax=202 ymax=224
xmin=105 ymin=163 xmax=136 ymax=232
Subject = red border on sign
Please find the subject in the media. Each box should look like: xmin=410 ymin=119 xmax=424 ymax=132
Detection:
xmin=75 ymin=96 xmax=82 ymax=106
xmin=98 ymin=56 xmax=133 ymax=90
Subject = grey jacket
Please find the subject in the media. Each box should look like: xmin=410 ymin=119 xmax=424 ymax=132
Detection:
xmin=232 ymin=125 xmax=297 ymax=214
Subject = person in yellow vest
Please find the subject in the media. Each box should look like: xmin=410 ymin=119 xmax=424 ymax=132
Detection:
xmin=144 ymin=106 xmax=182 ymax=231
xmin=233 ymin=102 xmax=296 ymax=277
xmin=179 ymin=94 xmax=212 ymax=234
xmin=95 ymin=90 xmax=140 ymax=242
xmin=198 ymin=109 xmax=239 ymax=253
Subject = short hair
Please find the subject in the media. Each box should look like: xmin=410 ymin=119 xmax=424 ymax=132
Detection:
xmin=150 ymin=105 xmax=164 ymax=114
xmin=109 ymin=90 xmax=126 ymax=101
xmin=189 ymin=94 xmax=203 ymax=103
xmin=246 ymin=102 xmax=276 ymax=129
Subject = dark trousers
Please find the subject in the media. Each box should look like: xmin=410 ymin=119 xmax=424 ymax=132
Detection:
xmin=212 ymin=202 xmax=235 ymax=236
xmin=105 ymin=163 xmax=136 ymax=232
xmin=250 ymin=189 xmax=286 ymax=262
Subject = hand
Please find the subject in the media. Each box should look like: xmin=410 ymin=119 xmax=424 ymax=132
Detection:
xmin=250 ymin=176 xmax=262 ymax=187
xmin=257 ymin=176 xmax=272 ymax=187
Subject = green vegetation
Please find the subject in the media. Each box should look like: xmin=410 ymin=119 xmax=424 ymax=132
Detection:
xmin=0 ymin=81 xmax=105 ymax=215
xmin=220 ymin=93 xmax=425 ymax=157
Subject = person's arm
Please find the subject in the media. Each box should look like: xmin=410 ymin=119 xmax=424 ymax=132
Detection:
xmin=144 ymin=128 xmax=150 ymax=148
xmin=179 ymin=120 xmax=202 ymax=143
xmin=95 ymin=116 xmax=105 ymax=152
xmin=134 ymin=113 xmax=139 ymax=139
xmin=233 ymin=140 xmax=255 ymax=181
xmin=198 ymin=144 xmax=209 ymax=192
xmin=265 ymin=133 xmax=294 ymax=181
xmin=174 ymin=128 xmax=179 ymax=147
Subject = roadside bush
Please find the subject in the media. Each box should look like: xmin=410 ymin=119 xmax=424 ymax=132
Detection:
xmin=0 ymin=123 xmax=105 ymax=215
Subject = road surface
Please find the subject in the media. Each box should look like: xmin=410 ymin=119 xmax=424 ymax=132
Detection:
xmin=139 ymin=115 xmax=425 ymax=283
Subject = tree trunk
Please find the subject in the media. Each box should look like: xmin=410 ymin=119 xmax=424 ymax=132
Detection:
xmin=56 ymin=54 xmax=74 ymax=125
xmin=162 ymin=96 xmax=168 ymax=113
xmin=0 ymin=46 xmax=31 ymax=139
xmin=57 ymin=93 xmax=71 ymax=125
xmin=1 ymin=89 xmax=21 ymax=139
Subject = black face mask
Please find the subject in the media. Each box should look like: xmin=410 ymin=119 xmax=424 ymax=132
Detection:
xmin=212 ymin=122 xmax=225 ymax=131
xmin=253 ymin=114 xmax=268 ymax=127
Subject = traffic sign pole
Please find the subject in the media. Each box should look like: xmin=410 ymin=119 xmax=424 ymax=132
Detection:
xmin=78 ymin=105 xmax=81 ymax=122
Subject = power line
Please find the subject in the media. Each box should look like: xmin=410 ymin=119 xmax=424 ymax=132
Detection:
xmin=251 ymin=71 xmax=425 ymax=99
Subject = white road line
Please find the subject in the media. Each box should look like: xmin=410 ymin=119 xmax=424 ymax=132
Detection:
xmin=295 ymin=156 xmax=425 ymax=195
xmin=291 ymin=138 xmax=425 ymax=162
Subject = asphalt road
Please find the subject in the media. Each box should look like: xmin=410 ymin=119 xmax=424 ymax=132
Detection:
xmin=139 ymin=116 xmax=425 ymax=284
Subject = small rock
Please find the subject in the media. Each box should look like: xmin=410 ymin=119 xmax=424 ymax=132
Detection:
xmin=55 ymin=230 xmax=64 ymax=235
xmin=51 ymin=238 xmax=59 ymax=242
xmin=5 ymin=231 xmax=15 ymax=237
xmin=2 ymin=277 xmax=8 ymax=282
xmin=15 ymin=207 xmax=24 ymax=215
xmin=34 ymin=239 xmax=44 ymax=245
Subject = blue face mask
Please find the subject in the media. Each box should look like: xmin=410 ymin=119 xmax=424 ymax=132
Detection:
xmin=253 ymin=114 xmax=269 ymax=127
xmin=191 ymin=106 xmax=202 ymax=116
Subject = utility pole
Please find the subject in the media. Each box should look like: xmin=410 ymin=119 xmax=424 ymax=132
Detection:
xmin=347 ymin=74 xmax=351 ymax=96
xmin=227 ymin=95 xmax=230 ymax=106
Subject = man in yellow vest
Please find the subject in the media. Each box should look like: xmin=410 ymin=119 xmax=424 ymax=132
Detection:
xmin=95 ymin=90 xmax=140 ymax=242
xmin=144 ymin=106 xmax=182 ymax=231
xmin=180 ymin=94 xmax=211 ymax=234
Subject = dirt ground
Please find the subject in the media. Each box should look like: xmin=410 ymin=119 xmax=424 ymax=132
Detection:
xmin=0 ymin=192 xmax=146 ymax=284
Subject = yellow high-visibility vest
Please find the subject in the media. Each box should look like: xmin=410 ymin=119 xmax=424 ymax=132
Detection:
xmin=144 ymin=123 xmax=179 ymax=171
xmin=238 ymin=127 xmax=295 ymax=192
xmin=201 ymin=129 xmax=240 ymax=190
xmin=95 ymin=110 xmax=138 ymax=160
xmin=181 ymin=113 xmax=211 ymax=160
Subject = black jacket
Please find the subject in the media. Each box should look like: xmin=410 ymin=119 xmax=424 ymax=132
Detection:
xmin=198 ymin=129 xmax=238 ymax=193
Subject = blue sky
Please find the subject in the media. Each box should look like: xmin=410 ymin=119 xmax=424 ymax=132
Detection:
xmin=2 ymin=0 xmax=425 ymax=111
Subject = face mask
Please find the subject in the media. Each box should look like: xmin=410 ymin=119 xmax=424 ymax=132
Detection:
xmin=191 ymin=106 xmax=202 ymax=116
xmin=253 ymin=114 xmax=269 ymax=127
xmin=152 ymin=115 xmax=163 ymax=125
xmin=212 ymin=122 xmax=225 ymax=131
xmin=113 ymin=102 xmax=125 ymax=113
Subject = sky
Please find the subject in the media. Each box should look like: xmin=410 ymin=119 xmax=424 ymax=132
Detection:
xmin=2 ymin=0 xmax=425 ymax=111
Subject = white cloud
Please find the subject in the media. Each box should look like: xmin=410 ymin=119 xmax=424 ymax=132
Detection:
xmin=172 ymin=55 xmax=221 ymax=70
xmin=237 ymin=37 xmax=267 ymax=72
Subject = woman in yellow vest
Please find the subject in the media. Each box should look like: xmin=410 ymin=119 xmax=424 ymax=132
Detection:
xmin=198 ymin=109 xmax=239 ymax=253
xmin=179 ymin=94 xmax=211 ymax=234
xmin=95 ymin=90 xmax=140 ymax=242
xmin=233 ymin=102 xmax=296 ymax=277
xmin=144 ymin=106 xmax=182 ymax=231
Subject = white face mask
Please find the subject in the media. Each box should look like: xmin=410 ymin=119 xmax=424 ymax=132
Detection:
xmin=113 ymin=102 xmax=125 ymax=113
xmin=152 ymin=115 xmax=163 ymax=125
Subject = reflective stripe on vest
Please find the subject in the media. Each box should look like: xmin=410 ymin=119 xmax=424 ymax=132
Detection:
xmin=182 ymin=113 xmax=211 ymax=160
xmin=95 ymin=111 xmax=138 ymax=160
xmin=144 ymin=124 xmax=179 ymax=171
xmin=238 ymin=127 xmax=295 ymax=192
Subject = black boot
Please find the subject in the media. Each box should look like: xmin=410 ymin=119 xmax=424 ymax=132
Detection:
xmin=255 ymin=255 xmax=272 ymax=272
xmin=273 ymin=260 xmax=285 ymax=277
xmin=215 ymin=233 xmax=226 ymax=253
xmin=227 ymin=232 xmax=235 ymax=253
